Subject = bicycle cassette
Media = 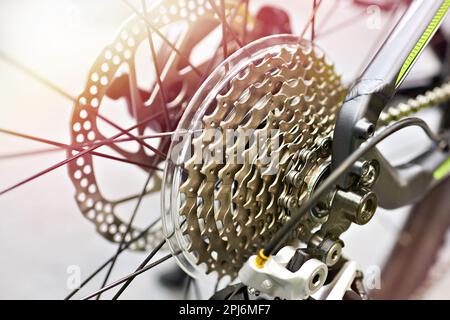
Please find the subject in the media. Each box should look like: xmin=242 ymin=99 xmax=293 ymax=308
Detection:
xmin=162 ymin=34 xmax=346 ymax=278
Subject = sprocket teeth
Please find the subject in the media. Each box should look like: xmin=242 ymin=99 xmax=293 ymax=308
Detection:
xmin=176 ymin=40 xmax=346 ymax=277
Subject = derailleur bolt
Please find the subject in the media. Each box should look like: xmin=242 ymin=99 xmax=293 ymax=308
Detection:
xmin=309 ymin=235 xmax=343 ymax=267
xmin=351 ymin=160 xmax=379 ymax=187
xmin=354 ymin=118 xmax=375 ymax=139
xmin=335 ymin=189 xmax=378 ymax=225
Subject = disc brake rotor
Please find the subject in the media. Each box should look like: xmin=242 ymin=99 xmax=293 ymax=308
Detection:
xmin=68 ymin=0 xmax=246 ymax=251
xmin=163 ymin=35 xmax=346 ymax=278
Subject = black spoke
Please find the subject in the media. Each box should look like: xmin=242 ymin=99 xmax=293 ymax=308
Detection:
xmin=107 ymin=221 xmax=185 ymax=299
xmin=112 ymin=189 xmax=155 ymax=206
xmin=78 ymin=129 xmax=202 ymax=147
xmin=64 ymin=218 xmax=160 ymax=300
xmin=111 ymin=238 xmax=166 ymax=299
xmin=82 ymin=249 xmax=179 ymax=300
xmin=96 ymin=168 xmax=159 ymax=299
xmin=96 ymin=112 xmax=167 ymax=159
xmin=226 ymin=285 xmax=241 ymax=300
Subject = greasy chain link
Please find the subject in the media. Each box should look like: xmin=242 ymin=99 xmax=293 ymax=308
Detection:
xmin=179 ymin=42 xmax=346 ymax=277
xmin=69 ymin=0 xmax=245 ymax=251
xmin=379 ymin=81 xmax=450 ymax=127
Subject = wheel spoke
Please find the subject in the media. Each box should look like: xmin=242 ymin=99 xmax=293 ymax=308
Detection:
xmin=90 ymin=131 xmax=148 ymax=164
xmin=199 ymin=1 xmax=245 ymax=83
xmin=96 ymin=167 xmax=159 ymax=299
xmin=121 ymin=0 xmax=203 ymax=78
xmin=0 ymin=147 xmax=62 ymax=160
xmin=207 ymin=0 xmax=245 ymax=50
xmin=0 ymin=109 xmax=165 ymax=196
xmin=82 ymin=251 xmax=177 ymax=300
xmin=142 ymin=0 xmax=172 ymax=132
xmin=79 ymin=129 xmax=202 ymax=147
xmin=316 ymin=0 xmax=341 ymax=32
xmin=89 ymin=152 xmax=162 ymax=170
xmin=0 ymin=50 xmax=74 ymax=101
xmin=64 ymin=218 xmax=161 ymax=300
xmin=0 ymin=50 xmax=160 ymax=157
xmin=109 ymin=220 xmax=185 ymax=299
xmin=126 ymin=60 xmax=145 ymax=123
xmin=299 ymin=0 xmax=323 ymax=41
xmin=311 ymin=0 xmax=318 ymax=43
xmin=112 ymin=189 xmax=155 ymax=206
xmin=213 ymin=279 xmax=220 ymax=295
xmin=111 ymin=238 xmax=167 ymax=299
xmin=220 ymin=0 xmax=228 ymax=60
xmin=0 ymin=128 xmax=162 ymax=171
xmin=316 ymin=9 xmax=366 ymax=39
xmin=96 ymin=113 xmax=167 ymax=159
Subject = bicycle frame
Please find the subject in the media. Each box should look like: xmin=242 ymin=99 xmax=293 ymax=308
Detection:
xmin=332 ymin=0 xmax=450 ymax=209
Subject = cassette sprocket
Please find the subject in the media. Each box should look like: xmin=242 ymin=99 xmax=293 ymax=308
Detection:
xmin=163 ymin=35 xmax=346 ymax=278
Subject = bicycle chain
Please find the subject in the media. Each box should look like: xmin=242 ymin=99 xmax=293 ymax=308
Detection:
xmin=379 ymin=81 xmax=450 ymax=127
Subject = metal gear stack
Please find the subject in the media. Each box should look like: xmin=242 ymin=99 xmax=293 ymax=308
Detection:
xmin=163 ymin=36 xmax=346 ymax=278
